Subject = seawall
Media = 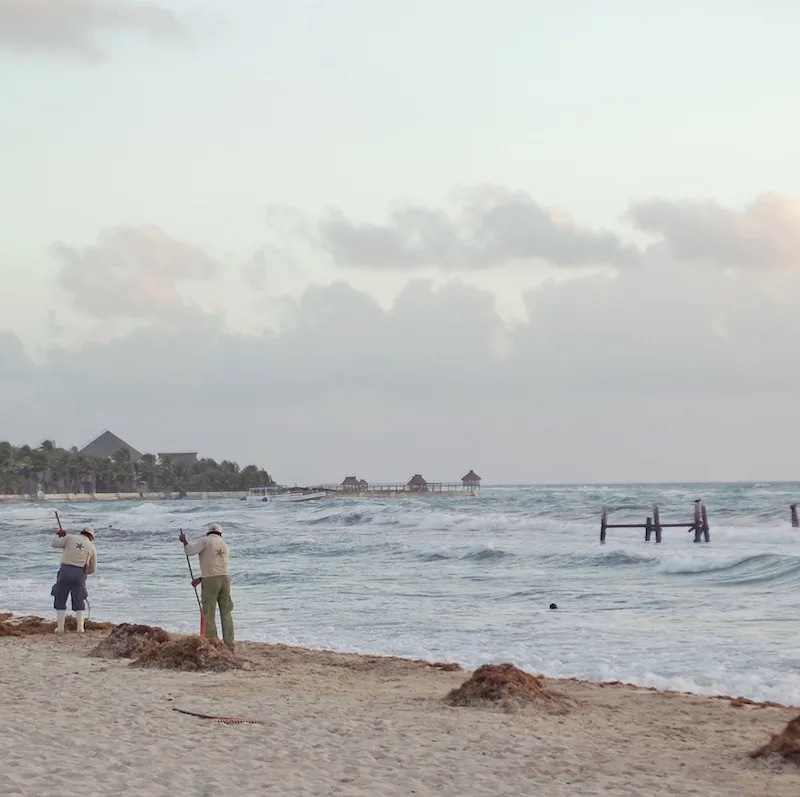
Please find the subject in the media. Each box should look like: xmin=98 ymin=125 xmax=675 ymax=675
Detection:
xmin=0 ymin=491 xmax=249 ymax=503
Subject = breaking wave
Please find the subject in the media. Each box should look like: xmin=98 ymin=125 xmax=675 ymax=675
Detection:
xmin=3 ymin=480 xmax=800 ymax=704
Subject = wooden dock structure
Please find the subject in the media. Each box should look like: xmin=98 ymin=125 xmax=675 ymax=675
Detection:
xmin=600 ymin=499 xmax=710 ymax=544
xmin=318 ymin=482 xmax=476 ymax=498
xmin=316 ymin=472 xmax=481 ymax=499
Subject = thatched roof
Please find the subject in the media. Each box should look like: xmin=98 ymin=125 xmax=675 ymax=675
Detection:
xmin=462 ymin=470 xmax=481 ymax=484
xmin=79 ymin=430 xmax=143 ymax=461
xmin=407 ymin=474 xmax=427 ymax=487
xmin=358 ymin=479 xmax=368 ymax=486
xmin=341 ymin=476 xmax=360 ymax=486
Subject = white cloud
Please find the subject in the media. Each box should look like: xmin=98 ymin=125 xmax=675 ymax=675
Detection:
xmin=5 ymin=188 xmax=800 ymax=483
xmin=308 ymin=186 xmax=641 ymax=270
xmin=1 ymin=260 xmax=799 ymax=483
xmin=629 ymin=193 xmax=800 ymax=270
xmin=51 ymin=224 xmax=219 ymax=321
xmin=0 ymin=0 xmax=182 ymax=61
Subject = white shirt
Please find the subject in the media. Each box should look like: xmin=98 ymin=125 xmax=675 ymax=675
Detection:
xmin=184 ymin=533 xmax=230 ymax=577
xmin=52 ymin=534 xmax=97 ymax=574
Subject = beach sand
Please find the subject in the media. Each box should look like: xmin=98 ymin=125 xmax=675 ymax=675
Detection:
xmin=1 ymin=622 xmax=799 ymax=797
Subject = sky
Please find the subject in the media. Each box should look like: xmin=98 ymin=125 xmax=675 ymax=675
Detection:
xmin=2 ymin=0 xmax=800 ymax=485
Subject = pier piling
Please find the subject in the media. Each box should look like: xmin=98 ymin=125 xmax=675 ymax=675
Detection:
xmin=599 ymin=500 xmax=710 ymax=544
xmin=653 ymin=504 xmax=663 ymax=544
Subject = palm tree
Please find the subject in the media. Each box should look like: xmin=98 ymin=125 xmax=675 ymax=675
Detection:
xmin=0 ymin=441 xmax=275 ymax=495
xmin=74 ymin=454 xmax=96 ymax=494
xmin=139 ymin=453 xmax=158 ymax=491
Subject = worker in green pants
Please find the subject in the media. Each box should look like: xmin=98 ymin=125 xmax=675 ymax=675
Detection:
xmin=179 ymin=524 xmax=235 ymax=649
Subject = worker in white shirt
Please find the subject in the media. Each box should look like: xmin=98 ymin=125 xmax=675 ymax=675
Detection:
xmin=179 ymin=523 xmax=235 ymax=649
xmin=51 ymin=525 xmax=97 ymax=633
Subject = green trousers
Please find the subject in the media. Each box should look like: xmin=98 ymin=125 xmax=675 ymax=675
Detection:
xmin=201 ymin=575 xmax=235 ymax=648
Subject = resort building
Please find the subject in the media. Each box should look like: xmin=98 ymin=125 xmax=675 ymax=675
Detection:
xmin=407 ymin=474 xmax=428 ymax=492
xmin=79 ymin=430 xmax=143 ymax=461
xmin=461 ymin=470 xmax=482 ymax=489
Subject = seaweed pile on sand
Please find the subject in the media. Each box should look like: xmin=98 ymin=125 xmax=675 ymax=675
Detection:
xmin=445 ymin=663 xmax=575 ymax=714
xmin=130 ymin=635 xmax=250 ymax=672
xmin=90 ymin=623 xmax=171 ymax=659
xmin=751 ymin=715 xmax=800 ymax=764
xmin=0 ymin=612 xmax=113 ymax=636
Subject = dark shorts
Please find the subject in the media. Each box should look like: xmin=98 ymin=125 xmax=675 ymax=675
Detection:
xmin=52 ymin=564 xmax=88 ymax=611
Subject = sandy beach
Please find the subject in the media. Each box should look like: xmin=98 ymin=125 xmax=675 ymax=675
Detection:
xmin=0 ymin=619 xmax=798 ymax=797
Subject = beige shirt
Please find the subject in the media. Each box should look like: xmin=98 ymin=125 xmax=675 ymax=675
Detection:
xmin=184 ymin=533 xmax=230 ymax=577
xmin=52 ymin=534 xmax=97 ymax=575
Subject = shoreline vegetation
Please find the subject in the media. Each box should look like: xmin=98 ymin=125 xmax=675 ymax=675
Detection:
xmin=0 ymin=439 xmax=478 ymax=502
xmin=0 ymin=439 xmax=275 ymax=497
xmin=2 ymin=612 xmax=799 ymax=795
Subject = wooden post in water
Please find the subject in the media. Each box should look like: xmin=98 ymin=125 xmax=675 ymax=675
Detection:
xmin=792 ymin=504 xmax=799 ymax=528
xmin=600 ymin=500 xmax=705 ymax=544
xmin=700 ymin=502 xmax=710 ymax=542
xmin=692 ymin=500 xmax=702 ymax=543
xmin=653 ymin=504 xmax=662 ymax=544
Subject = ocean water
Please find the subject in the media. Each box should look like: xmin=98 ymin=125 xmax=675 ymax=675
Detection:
xmin=2 ymin=483 xmax=800 ymax=705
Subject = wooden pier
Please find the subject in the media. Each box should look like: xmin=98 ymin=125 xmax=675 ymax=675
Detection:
xmin=600 ymin=499 xmax=710 ymax=544
xmin=316 ymin=472 xmax=481 ymax=499
xmin=317 ymin=481 xmax=475 ymax=498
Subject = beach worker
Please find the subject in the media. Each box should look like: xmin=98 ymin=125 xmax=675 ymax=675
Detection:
xmin=51 ymin=526 xmax=97 ymax=634
xmin=179 ymin=523 xmax=235 ymax=649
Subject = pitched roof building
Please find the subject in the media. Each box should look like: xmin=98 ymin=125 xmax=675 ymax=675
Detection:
xmin=461 ymin=469 xmax=482 ymax=486
xmin=79 ymin=430 xmax=143 ymax=461
xmin=407 ymin=473 xmax=428 ymax=491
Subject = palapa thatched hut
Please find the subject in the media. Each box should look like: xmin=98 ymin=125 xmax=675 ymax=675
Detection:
xmin=461 ymin=470 xmax=481 ymax=489
xmin=407 ymin=474 xmax=428 ymax=492
xmin=341 ymin=476 xmax=361 ymax=493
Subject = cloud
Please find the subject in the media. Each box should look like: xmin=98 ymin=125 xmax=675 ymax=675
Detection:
xmin=0 ymin=0 xmax=181 ymax=61
xmin=6 ymin=245 xmax=800 ymax=483
xmin=7 ymin=189 xmax=800 ymax=482
xmin=240 ymin=243 xmax=302 ymax=292
xmin=628 ymin=194 xmax=800 ymax=270
xmin=0 ymin=332 xmax=35 ymax=381
xmin=275 ymin=188 xmax=800 ymax=276
xmin=312 ymin=186 xmax=640 ymax=270
xmin=51 ymin=224 xmax=220 ymax=321
xmin=240 ymin=250 xmax=270 ymax=292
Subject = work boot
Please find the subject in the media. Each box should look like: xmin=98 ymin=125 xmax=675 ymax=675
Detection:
xmin=55 ymin=611 xmax=66 ymax=634
xmin=76 ymin=611 xmax=85 ymax=633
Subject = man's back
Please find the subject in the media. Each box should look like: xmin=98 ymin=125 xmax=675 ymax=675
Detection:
xmin=195 ymin=534 xmax=230 ymax=577
xmin=52 ymin=533 xmax=97 ymax=573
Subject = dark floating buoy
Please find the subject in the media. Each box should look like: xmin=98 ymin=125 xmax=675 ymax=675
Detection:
xmin=549 ymin=603 xmax=558 ymax=610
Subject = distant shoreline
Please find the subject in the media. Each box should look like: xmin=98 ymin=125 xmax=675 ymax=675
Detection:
xmin=0 ymin=491 xmax=248 ymax=503
xmin=0 ymin=490 xmax=475 ymax=503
